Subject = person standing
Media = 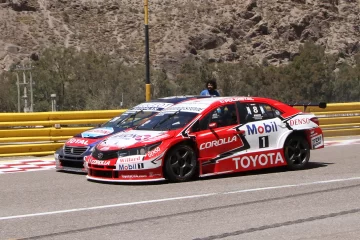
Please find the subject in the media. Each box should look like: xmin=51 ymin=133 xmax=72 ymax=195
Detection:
xmin=200 ymin=80 xmax=220 ymax=96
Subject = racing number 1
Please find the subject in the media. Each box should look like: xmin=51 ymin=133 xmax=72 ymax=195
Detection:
xmin=259 ymin=136 xmax=269 ymax=148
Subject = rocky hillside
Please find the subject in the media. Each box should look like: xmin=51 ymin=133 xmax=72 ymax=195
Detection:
xmin=0 ymin=0 xmax=359 ymax=73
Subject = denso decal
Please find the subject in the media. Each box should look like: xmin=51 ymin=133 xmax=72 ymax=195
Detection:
xmin=200 ymin=136 xmax=238 ymax=150
xmin=246 ymin=122 xmax=278 ymax=135
xmin=90 ymin=160 xmax=110 ymax=165
xmin=146 ymin=147 xmax=161 ymax=158
xmin=118 ymin=155 xmax=143 ymax=163
xmin=66 ymin=138 xmax=89 ymax=145
xmin=118 ymin=163 xmax=144 ymax=170
xmin=232 ymin=152 xmax=284 ymax=169
xmin=289 ymin=118 xmax=310 ymax=126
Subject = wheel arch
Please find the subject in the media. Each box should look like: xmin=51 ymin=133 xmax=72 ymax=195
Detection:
xmin=278 ymin=130 xmax=308 ymax=148
xmin=163 ymin=139 xmax=197 ymax=159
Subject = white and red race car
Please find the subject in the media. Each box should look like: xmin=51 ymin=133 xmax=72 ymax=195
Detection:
xmin=85 ymin=97 xmax=325 ymax=183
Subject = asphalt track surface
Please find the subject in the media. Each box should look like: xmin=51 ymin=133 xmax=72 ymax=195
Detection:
xmin=1 ymin=137 xmax=360 ymax=240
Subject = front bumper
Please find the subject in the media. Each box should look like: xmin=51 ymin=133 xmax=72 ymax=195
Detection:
xmin=55 ymin=148 xmax=91 ymax=173
xmin=86 ymin=158 xmax=164 ymax=182
xmin=86 ymin=175 xmax=165 ymax=182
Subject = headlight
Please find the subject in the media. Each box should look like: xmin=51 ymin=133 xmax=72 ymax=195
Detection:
xmin=118 ymin=142 xmax=162 ymax=157
xmin=142 ymin=142 xmax=162 ymax=154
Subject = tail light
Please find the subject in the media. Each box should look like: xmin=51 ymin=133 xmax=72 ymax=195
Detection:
xmin=310 ymin=117 xmax=320 ymax=126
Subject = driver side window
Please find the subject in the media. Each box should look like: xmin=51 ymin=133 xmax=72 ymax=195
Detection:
xmin=195 ymin=104 xmax=238 ymax=131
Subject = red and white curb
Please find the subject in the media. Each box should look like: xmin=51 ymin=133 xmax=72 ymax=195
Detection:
xmin=324 ymin=138 xmax=360 ymax=147
xmin=0 ymin=159 xmax=55 ymax=174
xmin=0 ymin=139 xmax=359 ymax=174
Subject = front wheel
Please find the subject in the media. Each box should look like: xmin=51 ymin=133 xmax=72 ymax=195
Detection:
xmin=164 ymin=144 xmax=198 ymax=182
xmin=284 ymin=135 xmax=310 ymax=170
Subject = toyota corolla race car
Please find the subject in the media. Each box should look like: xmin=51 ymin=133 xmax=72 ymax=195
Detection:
xmin=55 ymin=96 xmax=210 ymax=173
xmin=85 ymin=97 xmax=325 ymax=183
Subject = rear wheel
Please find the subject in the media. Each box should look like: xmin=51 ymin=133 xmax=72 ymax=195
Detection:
xmin=284 ymin=135 xmax=310 ymax=170
xmin=164 ymin=144 xmax=198 ymax=182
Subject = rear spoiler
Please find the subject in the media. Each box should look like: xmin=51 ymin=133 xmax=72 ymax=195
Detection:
xmin=287 ymin=102 xmax=327 ymax=112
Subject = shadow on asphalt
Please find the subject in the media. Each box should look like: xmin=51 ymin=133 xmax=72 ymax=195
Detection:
xmin=56 ymin=170 xmax=87 ymax=176
xmin=85 ymin=161 xmax=332 ymax=186
xmin=199 ymin=161 xmax=333 ymax=182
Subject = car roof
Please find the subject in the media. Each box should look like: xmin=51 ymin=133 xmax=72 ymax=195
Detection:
xmin=127 ymin=96 xmax=213 ymax=112
xmin=162 ymin=96 xmax=292 ymax=113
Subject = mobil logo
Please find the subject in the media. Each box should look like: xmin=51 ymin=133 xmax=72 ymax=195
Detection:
xmin=247 ymin=121 xmax=278 ymax=135
xmin=118 ymin=163 xmax=145 ymax=171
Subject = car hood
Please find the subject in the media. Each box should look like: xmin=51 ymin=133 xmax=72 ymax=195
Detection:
xmin=96 ymin=129 xmax=175 ymax=151
xmin=66 ymin=127 xmax=128 ymax=147
xmin=75 ymin=127 xmax=127 ymax=139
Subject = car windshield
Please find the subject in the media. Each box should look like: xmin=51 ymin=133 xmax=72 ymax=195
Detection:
xmin=137 ymin=111 xmax=198 ymax=131
xmin=102 ymin=111 xmax=157 ymax=128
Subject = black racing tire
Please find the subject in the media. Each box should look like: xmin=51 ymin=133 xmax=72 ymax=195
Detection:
xmin=284 ymin=135 xmax=310 ymax=170
xmin=164 ymin=144 xmax=198 ymax=182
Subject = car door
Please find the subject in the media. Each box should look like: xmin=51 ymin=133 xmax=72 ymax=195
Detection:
xmin=236 ymin=102 xmax=286 ymax=151
xmin=191 ymin=103 xmax=245 ymax=172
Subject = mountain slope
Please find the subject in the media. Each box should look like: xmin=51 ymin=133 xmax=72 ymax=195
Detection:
xmin=0 ymin=0 xmax=359 ymax=73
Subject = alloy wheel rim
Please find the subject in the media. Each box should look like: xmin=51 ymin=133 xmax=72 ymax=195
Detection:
xmin=286 ymin=139 xmax=309 ymax=165
xmin=169 ymin=147 xmax=195 ymax=178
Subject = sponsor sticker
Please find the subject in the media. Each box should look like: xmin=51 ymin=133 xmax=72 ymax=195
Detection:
xmin=66 ymin=138 xmax=89 ymax=145
xmin=289 ymin=118 xmax=310 ymax=126
xmin=146 ymin=147 xmax=161 ymax=158
xmin=90 ymin=160 xmax=111 ymax=165
xmin=246 ymin=122 xmax=278 ymax=135
xmin=118 ymin=163 xmax=145 ymax=170
xmin=167 ymin=106 xmax=204 ymax=112
xmin=311 ymin=135 xmax=323 ymax=148
xmin=110 ymin=133 xmax=151 ymax=141
xmin=220 ymin=97 xmax=254 ymax=103
xmin=118 ymin=155 xmax=143 ymax=163
xmin=121 ymin=174 xmax=148 ymax=178
xmin=200 ymin=136 xmax=238 ymax=150
xmin=233 ymin=152 xmax=285 ymax=169
xmin=132 ymin=102 xmax=173 ymax=111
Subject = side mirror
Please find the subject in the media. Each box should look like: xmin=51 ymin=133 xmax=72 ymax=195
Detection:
xmin=208 ymin=122 xmax=217 ymax=129
xmin=319 ymin=102 xmax=327 ymax=109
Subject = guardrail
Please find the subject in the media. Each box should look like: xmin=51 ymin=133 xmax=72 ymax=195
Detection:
xmin=0 ymin=103 xmax=359 ymax=157
xmin=0 ymin=110 xmax=125 ymax=157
